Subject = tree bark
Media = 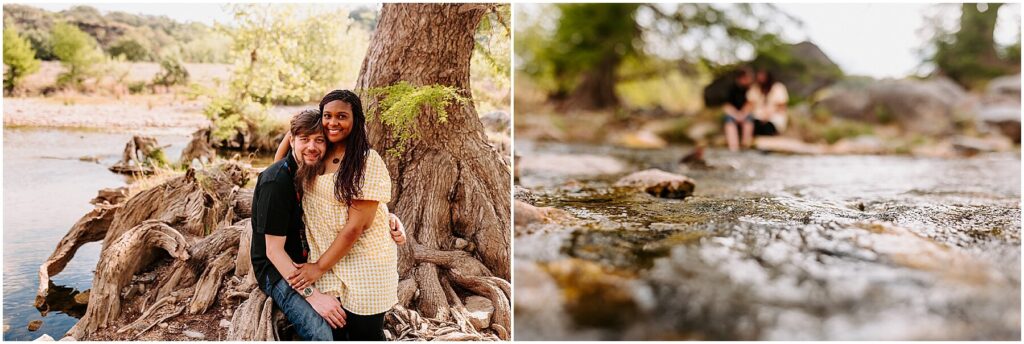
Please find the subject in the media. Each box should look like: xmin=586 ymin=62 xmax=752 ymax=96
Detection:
xmin=354 ymin=3 xmax=510 ymax=339
xmin=560 ymin=54 xmax=621 ymax=111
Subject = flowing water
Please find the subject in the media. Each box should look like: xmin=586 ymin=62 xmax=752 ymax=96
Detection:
xmin=514 ymin=139 xmax=1021 ymax=340
xmin=2 ymin=127 xmax=195 ymax=341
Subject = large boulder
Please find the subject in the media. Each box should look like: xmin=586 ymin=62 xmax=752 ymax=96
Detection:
xmin=974 ymin=74 xmax=1021 ymax=142
xmin=816 ymin=77 xmax=970 ymax=136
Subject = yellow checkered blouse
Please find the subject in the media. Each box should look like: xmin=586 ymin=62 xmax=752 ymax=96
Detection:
xmin=303 ymin=149 xmax=399 ymax=315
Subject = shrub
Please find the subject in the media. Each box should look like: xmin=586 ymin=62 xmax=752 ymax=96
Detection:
xmin=3 ymin=26 xmax=40 ymax=94
xmin=50 ymin=22 xmax=104 ymax=87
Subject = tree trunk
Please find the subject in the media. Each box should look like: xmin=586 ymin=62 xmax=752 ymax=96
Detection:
xmin=354 ymin=3 xmax=511 ymax=339
xmin=560 ymin=54 xmax=621 ymax=111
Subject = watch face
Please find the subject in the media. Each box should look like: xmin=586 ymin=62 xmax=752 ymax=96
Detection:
xmin=302 ymin=287 xmax=313 ymax=297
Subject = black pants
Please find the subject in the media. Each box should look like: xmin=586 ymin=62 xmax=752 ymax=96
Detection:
xmin=753 ymin=119 xmax=778 ymax=136
xmin=332 ymin=308 xmax=387 ymax=341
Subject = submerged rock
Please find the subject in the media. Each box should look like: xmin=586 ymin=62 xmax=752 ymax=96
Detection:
xmin=28 ymin=320 xmax=42 ymax=331
xmin=614 ymin=169 xmax=695 ymax=199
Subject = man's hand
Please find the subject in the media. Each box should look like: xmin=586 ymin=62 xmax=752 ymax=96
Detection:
xmin=388 ymin=213 xmax=406 ymax=245
xmin=288 ymin=261 xmax=325 ymax=291
xmin=305 ymin=290 xmax=346 ymax=329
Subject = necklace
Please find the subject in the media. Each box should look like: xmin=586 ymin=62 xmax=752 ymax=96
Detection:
xmin=332 ymin=158 xmax=340 ymax=164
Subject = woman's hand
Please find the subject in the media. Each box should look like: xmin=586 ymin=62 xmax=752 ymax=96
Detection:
xmin=288 ymin=261 xmax=325 ymax=290
xmin=389 ymin=213 xmax=406 ymax=245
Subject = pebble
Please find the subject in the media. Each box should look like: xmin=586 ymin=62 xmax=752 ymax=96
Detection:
xmin=220 ymin=319 xmax=231 ymax=328
xmin=183 ymin=330 xmax=205 ymax=339
xmin=28 ymin=320 xmax=43 ymax=331
xmin=158 ymin=322 xmax=168 ymax=329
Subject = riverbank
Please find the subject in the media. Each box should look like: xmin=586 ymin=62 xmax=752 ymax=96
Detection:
xmin=3 ymin=96 xmax=308 ymax=135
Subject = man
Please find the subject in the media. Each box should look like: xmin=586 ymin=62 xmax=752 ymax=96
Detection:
xmin=723 ymin=67 xmax=755 ymax=151
xmin=250 ymin=109 xmax=406 ymax=340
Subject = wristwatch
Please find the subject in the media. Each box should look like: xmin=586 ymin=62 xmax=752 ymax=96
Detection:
xmin=300 ymin=286 xmax=314 ymax=298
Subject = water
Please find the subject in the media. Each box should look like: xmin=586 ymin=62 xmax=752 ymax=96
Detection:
xmin=2 ymin=127 xmax=191 ymax=341
xmin=515 ymin=140 xmax=1021 ymax=340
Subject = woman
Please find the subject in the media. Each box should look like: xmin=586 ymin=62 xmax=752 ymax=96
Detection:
xmin=280 ymin=90 xmax=399 ymax=341
xmin=747 ymin=70 xmax=789 ymax=136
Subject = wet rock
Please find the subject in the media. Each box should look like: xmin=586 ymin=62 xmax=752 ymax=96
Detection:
xmin=514 ymin=185 xmax=537 ymax=203
xmin=614 ymin=169 xmax=695 ymax=199
xmin=613 ymin=130 xmax=667 ymax=149
xmin=518 ymin=153 xmax=627 ymax=178
xmin=464 ymin=296 xmax=494 ymax=330
xmin=33 ymin=334 xmax=53 ymax=341
xmin=28 ymin=320 xmax=43 ymax=331
xmin=183 ymin=330 xmax=205 ymax=339
xmin=754 ymin=136 xmax=827 ymax=155
xmin=514 ymin=201 xmax=573 ymax=231
xmin=73 ymin=290 xmax=90 ymax=305
xmin=513 ymin=261 xmax=571 ymax=340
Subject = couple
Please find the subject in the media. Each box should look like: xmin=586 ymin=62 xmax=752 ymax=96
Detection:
xmin=250 ymin=90 xmax=401 ymax=341
xmin=722 ymin=67 xmax=789 ymax=151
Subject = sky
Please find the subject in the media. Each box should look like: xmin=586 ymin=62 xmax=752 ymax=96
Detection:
xmin=776 ymin=3 xmax=1021 ymax=78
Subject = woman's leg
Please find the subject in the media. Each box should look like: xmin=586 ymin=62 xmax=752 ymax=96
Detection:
xmin=723 ymin=116 xmax=740 ymax=152
xmin=741 ymin=117 xmax=755 ymax=148
xmin=333 ymin=308 xmax=387 ymax=341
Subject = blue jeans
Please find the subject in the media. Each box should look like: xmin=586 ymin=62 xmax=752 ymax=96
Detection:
xmin=261 ymin=275 xmax=333 ymax=341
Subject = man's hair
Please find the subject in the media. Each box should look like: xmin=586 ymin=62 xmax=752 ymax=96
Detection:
xmin=290 ymin=109 xmax=323 ymax=137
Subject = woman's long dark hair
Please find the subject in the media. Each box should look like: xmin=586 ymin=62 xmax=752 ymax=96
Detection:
xmin=291 ymin=109 xmax=325 ymax=196
xmin=758 ymin=70 xmax=776 ymax=95
xmin=320 ymin=89 xmax=369 ymax=206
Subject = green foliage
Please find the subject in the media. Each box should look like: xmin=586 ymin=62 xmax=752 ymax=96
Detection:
xmin=107 ymin=38 xmax=150 ymax=61
xmin=202 ymin=95 xmax=267 ymax=143
xmin=471 ymin=4 xmax=512 ymax=113
xmin=926 ymin=3 xmax=1019 ymax=89
xmin=517 ymin=3 xmax=796 ymax=104
xmin=3 ymin=26 xmax=40 ymax=94
xmin=152 ymin=57 xmax=190 ymax=87
xmin=4 ymin=4 xmax=230 ymax=63
xmin=366 ymin=81 xmax=469 ymax=156
xmin=50 ymin=21 xmax=104 ymax=87
xmin=222 ymin=4 xmax=366 ymax=105
xmin=526 ymin=3 xmax=642 ymax=96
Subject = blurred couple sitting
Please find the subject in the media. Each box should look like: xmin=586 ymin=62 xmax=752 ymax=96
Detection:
xmin=721 ymin=67 xmax=789 ymax=151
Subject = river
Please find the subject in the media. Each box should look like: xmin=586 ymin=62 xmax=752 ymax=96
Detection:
xmin=2 ymin=127 xmax=193 ymax=341
xmin=514 ymin=139 xmax=1021 ymax=340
